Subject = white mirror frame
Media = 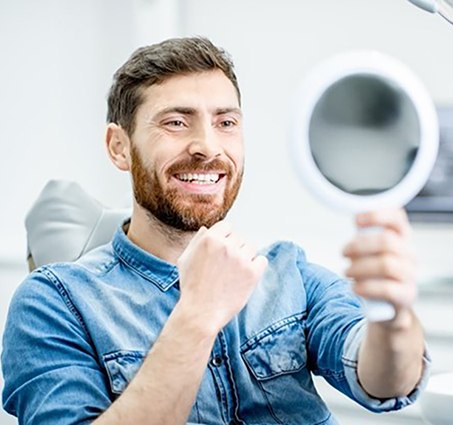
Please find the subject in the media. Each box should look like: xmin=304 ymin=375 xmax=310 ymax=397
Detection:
xmin=291 ymin=51 xmax=439 ymax=214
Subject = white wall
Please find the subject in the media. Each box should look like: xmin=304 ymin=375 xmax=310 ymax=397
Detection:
xmin=0 ymin=1 xmax=180 ymax=422
xmin=2 ymin=0 xmax=452 ymax=275
xmin=181 ymin=0 xmax=453 ymax=279
xmin=1 ymin=0 xmax=452 ymax=423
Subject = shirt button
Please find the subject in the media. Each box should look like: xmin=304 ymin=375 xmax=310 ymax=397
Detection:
xmin=210 ymin=355 xmax=223 ymax=367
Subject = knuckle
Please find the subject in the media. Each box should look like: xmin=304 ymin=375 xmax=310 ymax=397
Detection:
xmin=381 ymin=255 xmax=395 ymax=276
xmin=203 ymin=233 xmax=221 ymax=250
xmin=383 ymin=283 xmax=398 ymax=302
xmin=380 ymin=232 xmax=395 ymax=251
xmin=225 ymin=243 xmax=239 ymax=258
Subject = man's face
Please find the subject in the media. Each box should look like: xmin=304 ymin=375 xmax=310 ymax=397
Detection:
xmin=129 ymin=70 xmax=244 ymax=231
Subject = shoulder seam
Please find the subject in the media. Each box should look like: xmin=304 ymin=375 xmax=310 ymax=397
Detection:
xmin=38 ymin=267 xmax=90 ymax=336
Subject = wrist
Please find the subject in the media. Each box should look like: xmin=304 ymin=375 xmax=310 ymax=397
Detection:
xmin=171 ymin=299 xmax=221 ymax=341
xmin=385 ymin=307 xmax=416 ymax=332
xmin=367 ymin=308 xmax=422 ymax=352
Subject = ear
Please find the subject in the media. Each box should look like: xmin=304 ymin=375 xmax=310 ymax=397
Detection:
xmin=105 ymin=123 xmax=131 ymax=171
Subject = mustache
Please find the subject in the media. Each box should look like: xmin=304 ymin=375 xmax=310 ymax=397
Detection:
xmin=166 ymin=158 xmax=233 ymax=176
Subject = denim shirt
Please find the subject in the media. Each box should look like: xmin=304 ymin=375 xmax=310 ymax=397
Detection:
xmin=2 ymin=226 xmax=430 ymax=425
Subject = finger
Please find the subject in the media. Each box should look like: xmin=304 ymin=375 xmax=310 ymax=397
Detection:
xmin=356 ymin=209 xmax=412 ymax=239
xmin=190 ymin=225 xmax=208 ymax=243
xmin=351 ymin=278 xmax=417 ymax=308
xmin=251 ymin=254 xmax=268 ymax=276
xmin=225 ymin=231 xmax=246 ymax=249
xmin=345 ymin=255 xmax=415 ymax=283
xmin=240 ymin=243 xmax=258 ymax=261
xmin=343 ymin=230 xmax=415 ymax=259
xmin=207 ymin=220 xmax=233 ymax=238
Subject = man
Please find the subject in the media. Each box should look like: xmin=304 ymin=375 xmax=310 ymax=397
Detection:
xmin=2 ymin=37 xmax=429 ymax=425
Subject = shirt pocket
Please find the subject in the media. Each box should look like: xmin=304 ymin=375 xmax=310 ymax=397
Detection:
xmin=241 ymin=314 xmax=307 ymax=379
xmin=241 ymin=314 xmax=331 ymax=424
xmin=103 ymin=350 xmax=147 ymax=395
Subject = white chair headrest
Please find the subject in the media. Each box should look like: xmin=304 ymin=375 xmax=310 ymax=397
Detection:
xmin=26 ymin=180 xmax=131 ymax=269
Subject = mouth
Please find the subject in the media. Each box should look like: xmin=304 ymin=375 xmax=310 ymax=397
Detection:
xmin=175 ymin=172 xmax=224 ymax=184
xmin=171 ymin=171 xmax=227 ymax=195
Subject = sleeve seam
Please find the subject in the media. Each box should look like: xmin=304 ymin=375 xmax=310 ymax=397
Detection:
xmin=39 ymin=267 xmax=91 ymax=337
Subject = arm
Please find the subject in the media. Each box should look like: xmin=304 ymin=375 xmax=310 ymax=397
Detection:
xmin=93 ymin=302 xmax=216 ymax=425
xmin=3 ymin=222 xmax=266 ymax=425
xmin=94 ymin=221 xmax=267 ymax=425
xmin=343 ymin=209 xmax=425 ymax=398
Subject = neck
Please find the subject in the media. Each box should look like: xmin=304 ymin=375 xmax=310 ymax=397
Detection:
xmin=126 ymin=203 xmax=195 ymax=264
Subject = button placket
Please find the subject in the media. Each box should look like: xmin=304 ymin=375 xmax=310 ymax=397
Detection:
xmin=211 ymin=355 xmax=223 ymax=367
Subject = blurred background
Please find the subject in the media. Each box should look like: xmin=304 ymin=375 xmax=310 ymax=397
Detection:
xmin=0 ymin=1 xmax=452 ymax=424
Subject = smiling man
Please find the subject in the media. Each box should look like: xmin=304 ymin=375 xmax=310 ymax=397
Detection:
xmin=2 ymin=37 xmax=429 ymax=425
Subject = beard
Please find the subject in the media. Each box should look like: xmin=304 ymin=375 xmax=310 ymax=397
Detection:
xmin=130 ymin=144 xmax=243 ymax=231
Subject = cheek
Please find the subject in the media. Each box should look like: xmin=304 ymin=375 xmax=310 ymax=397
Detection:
xmin=221 ymin=133 xmax=244 ymax=162
xmin=228 ymin=145 xmax=245 ymax=172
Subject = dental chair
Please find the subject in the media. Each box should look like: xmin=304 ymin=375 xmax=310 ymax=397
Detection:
xmin=26 ymin=180 xmax=130 ymax=271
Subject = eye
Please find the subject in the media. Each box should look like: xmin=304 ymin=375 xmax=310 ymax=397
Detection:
xmin=165 ymin=120 xmax=185 ymax=128
xmin=219 ymin=120 xmax=237 ymax=129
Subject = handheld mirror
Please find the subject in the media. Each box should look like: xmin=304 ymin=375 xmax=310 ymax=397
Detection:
xmin=291 ymin=51 xmax=439 ymax=321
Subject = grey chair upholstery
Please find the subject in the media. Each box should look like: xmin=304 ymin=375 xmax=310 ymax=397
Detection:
xmin=26 ymin=180 xmax=131 ymax=270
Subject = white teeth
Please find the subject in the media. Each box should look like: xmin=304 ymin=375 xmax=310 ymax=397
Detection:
xmin=177 ymin=173 xmax=220 ymax=184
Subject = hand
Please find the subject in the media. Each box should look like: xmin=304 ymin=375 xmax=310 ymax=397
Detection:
xmin=177 ymin=221 xmax=268 ymax=333
xmin=342 ymin=209 xmax=417 ymax=323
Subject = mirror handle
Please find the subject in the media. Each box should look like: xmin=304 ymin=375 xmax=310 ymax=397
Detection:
xmin=362 ymin=299 xmax=396 ymax=322
xmin=358 ymin=226 xmax=396 ymax=322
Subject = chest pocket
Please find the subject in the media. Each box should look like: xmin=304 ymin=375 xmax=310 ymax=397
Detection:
xmin=103 ymin=350 xmax=146 ymax=395
xmin=241 ymin=314 xmax=307 ymax=379
xmin=241 ymin=314 xmax=331 ymax=425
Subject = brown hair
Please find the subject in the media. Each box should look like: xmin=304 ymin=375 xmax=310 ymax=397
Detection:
xmin=106 ymin=36 xmax=241 ymax=136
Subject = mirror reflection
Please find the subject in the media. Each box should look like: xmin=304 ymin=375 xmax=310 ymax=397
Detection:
xmin=309 ymin=75 xmax=421 ymax=195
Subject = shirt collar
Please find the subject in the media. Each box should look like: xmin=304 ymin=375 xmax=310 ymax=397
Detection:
xmin=112 ymin=223 xmax=179 ymax=292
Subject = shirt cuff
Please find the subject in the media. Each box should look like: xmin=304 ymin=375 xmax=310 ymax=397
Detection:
xmin=342 ymin=318 xmax=432 ymax=412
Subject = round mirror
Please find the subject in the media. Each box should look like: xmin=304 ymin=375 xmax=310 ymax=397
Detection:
xmin=291 ymin=51 xmax=439 ymax=321
xmin=309 ymin=75 xmax=420 ymax=196
xmin=291 ymin=51 xmax=439 ymax=214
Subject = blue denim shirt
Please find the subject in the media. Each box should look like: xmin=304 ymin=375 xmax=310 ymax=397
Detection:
xmin=2 ymin=226 xmax=430 ymax=425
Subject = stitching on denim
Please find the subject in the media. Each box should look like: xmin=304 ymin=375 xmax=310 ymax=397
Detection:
xmin=40 ymin=267 xmax=90 ymax=336
xmin=209 ymin=363 xmax=229 ymax=423
xmin=218 ymin=331 xmax=246 ymax=424
xmin=207 ymin=366 xmax=227 ymax=423
xmin=102 ymin=350 xmax=146 ymax=395
xmin=248 ymin=361 xmax=306 ymax=381
xmin=255 ymin=378 xmax=284 ymax=424
xmin=103 ymin=350 xmax=146 ymax=361
xmin=312 ymin=367 xmax=346 ymax=379
xmin=240 ymin=312 xmax=305 ymax=352
xmin=341 ymin=355 xmax=358 ymax=367
xmin=113 ymin=240 xmax=179 ymax=291
xmin=314 ymin=412 xmax=332 ymax=425
xmin=240 ymin=316 xmax=308 ymax=380
xmin=96 ymin=256 xmax=119 ymax=276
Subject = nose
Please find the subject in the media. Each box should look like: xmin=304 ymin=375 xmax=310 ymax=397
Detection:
xmin=188 ymin=123 xmax=222 ymax=159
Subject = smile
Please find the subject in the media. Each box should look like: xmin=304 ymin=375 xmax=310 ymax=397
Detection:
xmin=175 ymin=173 xmax=222 ymax=184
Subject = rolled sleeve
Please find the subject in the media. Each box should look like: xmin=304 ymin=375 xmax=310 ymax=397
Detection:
xmin=342 ymin=318 xmax=432 ymax=412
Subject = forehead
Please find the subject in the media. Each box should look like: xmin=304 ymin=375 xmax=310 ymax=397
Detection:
xmin=138 ymin=70 xmax=240 ymax=115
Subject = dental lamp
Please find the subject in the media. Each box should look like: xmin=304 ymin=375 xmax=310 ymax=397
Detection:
xmin=408 ymin=0 xmax=453 ymax=25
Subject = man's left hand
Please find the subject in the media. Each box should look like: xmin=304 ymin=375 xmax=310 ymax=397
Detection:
xmin=342 ymin=208 xmax=417 ymax=319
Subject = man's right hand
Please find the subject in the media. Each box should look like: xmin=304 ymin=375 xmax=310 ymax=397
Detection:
xmin=95 ymin=221 xmax=266 ymax=425
xmin=177 ymin=221 xmax=268 ymax=333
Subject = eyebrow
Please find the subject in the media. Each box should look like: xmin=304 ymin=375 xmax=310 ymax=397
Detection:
xmin=154 ymin=106 xmax=242 ymax=119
